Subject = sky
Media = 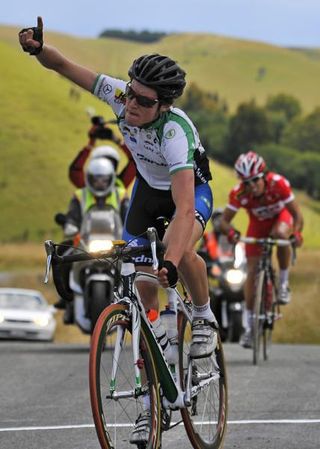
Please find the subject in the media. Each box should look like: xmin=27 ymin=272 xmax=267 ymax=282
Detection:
xmin=1 ymin=0 xmax=320 ymax=48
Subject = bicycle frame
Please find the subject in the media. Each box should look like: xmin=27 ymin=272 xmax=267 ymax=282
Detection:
xmin=110 ymin=263 xmax=219 ymax=410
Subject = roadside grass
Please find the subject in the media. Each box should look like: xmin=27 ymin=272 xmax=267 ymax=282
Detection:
xmin=0 ymin=243 xmax=319 ymax=344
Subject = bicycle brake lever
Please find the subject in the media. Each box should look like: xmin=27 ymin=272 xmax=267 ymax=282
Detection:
xmin=147 ymin=227 xmax=159 ymax=271
xmin=44 ymin=240 xmax=55 ymax=283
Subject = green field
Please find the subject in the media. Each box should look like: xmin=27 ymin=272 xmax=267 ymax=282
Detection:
xmin=0 ymin=25 xmax=320 ymax=247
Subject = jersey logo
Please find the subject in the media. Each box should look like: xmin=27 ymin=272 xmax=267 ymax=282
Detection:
xmin=115 ymin=88 xmax=126 ymax=104
xmin=165 ymin=129 xmax=176 ymax=139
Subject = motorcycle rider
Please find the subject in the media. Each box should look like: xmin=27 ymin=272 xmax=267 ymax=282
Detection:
xmin=219 ymin=151 xmax=304 ymax=348
xmin=69 ymin=115 xmax=136 ymax=189
xmin=55 ymin=157 xmax=127 ymax=322
xmin=19 ymin=19 xmax=217 ymax=444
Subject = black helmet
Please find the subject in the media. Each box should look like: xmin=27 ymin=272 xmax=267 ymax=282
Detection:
xmin=128 ymin=54 xmax=186 ymax=102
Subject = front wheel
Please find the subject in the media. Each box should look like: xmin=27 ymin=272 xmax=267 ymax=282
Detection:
xmin=178 ymin=314 xmax=228 ymax=449
xmin=253 ymin=271 xmax=270 ymax=365
xmin=227 ymin=310 xmax=243 ymax=343
xmin=88 ymin=281 xmax=110 ymax=332
xmin=89 ymin=304 xmax=162 ymax=449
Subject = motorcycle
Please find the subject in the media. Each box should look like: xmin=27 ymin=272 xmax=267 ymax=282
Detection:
xmin=198 ymin=237 xmax=247 ymax=342
xmin=53 ymin=205 xmax=122 ymax=334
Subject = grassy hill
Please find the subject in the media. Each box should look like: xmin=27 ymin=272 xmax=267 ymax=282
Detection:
xmin=1 ymin=26 xmax=320 ymax=247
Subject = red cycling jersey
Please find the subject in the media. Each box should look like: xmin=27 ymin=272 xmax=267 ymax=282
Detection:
xmin=227 ymin=172 xmax=294 ymax=223
xmin=227 ymin=172 xmax=294 ymax=256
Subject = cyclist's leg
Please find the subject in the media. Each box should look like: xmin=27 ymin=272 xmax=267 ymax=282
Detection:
xmin=270 ymin=209 xmax=293 ymax=303
xmin=166 ymin=184 xmax=218 ymax=358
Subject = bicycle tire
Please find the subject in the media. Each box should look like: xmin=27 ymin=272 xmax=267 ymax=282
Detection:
xmin=178 ymin=313 xmax=228 ymax=449
xmin=89 ymin=303 xmax=161 ymax=449
xmin=253 ymin=271 xmax=265 ymax=365
xmin=262 ymin=280 xmax=276 ymax=361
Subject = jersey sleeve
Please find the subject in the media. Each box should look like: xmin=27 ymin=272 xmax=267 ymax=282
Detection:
xmin=162 ymin=121 xmax=195 ymax=175
xmin=92 ymin=74 xmax=127 ymax=117
xmin=272 ymin=174 xmax=295 ymax=203
xmin=227 ymin=185 xmax=242 ymax=211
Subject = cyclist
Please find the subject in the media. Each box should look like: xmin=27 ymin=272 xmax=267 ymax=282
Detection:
xmin=69 ymin=115 xmax=136 ymax=189
xmin=19 ymin=19 xmax=218 ymax=442
xmin=219 ymin=151 xmax=304 ymax=348
xmin=200 ymin=208 xmax=234 ymax=262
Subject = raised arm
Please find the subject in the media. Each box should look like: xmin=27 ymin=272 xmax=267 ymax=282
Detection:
xmin=18 ymin=17 xmax=97 ymax=92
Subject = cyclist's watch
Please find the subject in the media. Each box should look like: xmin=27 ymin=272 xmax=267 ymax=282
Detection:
xmin=19 ymin=26 xmax=43 ymax=55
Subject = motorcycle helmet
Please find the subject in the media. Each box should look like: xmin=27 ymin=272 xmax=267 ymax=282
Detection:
xmin=85 ymin=158 xmax=115 ymax=198
xmin=234 ymin=151 xmax=266 ymax=181
xmin=128 ymin=54 xmax=186 ymax=103
xmin=91 ymin=145 xmax=120 ymax=171
xmin=211 ymin=208 xmax=224 ymax=233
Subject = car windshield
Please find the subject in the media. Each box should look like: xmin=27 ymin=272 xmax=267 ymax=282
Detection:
xmin=0 ymin=293 xmax=46 ymax=310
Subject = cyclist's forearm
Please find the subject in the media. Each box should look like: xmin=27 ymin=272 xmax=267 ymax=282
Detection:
xmin=36 ymin=45 xmax=97 ymax=91
xmin=36 ymin=45 xmax=67 ymax=71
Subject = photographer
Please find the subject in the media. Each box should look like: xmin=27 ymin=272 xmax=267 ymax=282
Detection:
xmin=69 ymin=115 xmax=136 ymax=189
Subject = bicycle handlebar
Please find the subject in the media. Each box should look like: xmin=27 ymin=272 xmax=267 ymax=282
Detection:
xmin=239 ymin=235 xmax=297 ymax=264
xmin=240 ymin=236 xmax=291 ymax=247
xmin=44 ymin=227 xmax=165 ymax=283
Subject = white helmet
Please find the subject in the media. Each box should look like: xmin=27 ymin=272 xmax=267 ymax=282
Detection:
xmin=234 ymin=151 xmax=266 ymax=181
xmin=91 ymin=145 xmax=120 ymax=171
xmin=85 ymin=158 xmax=115 ymax=197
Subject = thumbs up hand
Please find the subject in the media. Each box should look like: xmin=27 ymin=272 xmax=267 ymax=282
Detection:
xmin=19 ymin=16 xmax=44 ymax=55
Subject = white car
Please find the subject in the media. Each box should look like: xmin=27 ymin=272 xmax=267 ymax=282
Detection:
xmin=0 ymin=288 xmax=57 ymax=341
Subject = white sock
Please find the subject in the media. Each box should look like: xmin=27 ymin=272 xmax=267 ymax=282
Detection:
xmin=279 ymin=269 xmax=289 ymax=287
xmin=192 ymin=299 xmax=216 ymax=323
xmin=243 ymin=307 xmax=253 ymax=331
xmin=142 ymin=393 xmax=150 ymax=411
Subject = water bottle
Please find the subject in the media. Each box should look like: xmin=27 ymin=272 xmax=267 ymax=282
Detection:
xmin=147 ymin=309 xmax=171 ymax=358
xmin=160 ymin=307 xmax=178 ymax=366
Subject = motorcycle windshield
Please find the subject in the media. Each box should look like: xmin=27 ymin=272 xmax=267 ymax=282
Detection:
xmin=80 ymin=206 xmax=122 ymax=242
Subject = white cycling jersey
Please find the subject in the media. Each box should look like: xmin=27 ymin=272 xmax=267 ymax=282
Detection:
xmin=92 ymin=74 xmax=211 ymax=190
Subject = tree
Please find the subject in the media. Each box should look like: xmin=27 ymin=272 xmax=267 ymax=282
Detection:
xmin=225 ymin=100 xmax=272 ymax=163
xmin=281 ymin=107 xmax=320 ymax=153
xmin=265 ymin=93 xmax=302 ymax=122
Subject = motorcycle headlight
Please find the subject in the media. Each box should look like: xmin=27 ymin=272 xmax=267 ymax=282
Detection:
xmin=225 ymin=269 xmax=246 ymax=285
xmin=88 ymin=239 xmax=113 ymax=253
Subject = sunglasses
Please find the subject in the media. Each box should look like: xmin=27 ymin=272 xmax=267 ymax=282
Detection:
xmin=125 ymin=83 xmax=159 ymax=108
xmin=243 ymin=174 xmax=264 ymax=185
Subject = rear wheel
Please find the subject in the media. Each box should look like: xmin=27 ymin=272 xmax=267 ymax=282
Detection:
xmin=89 ymin=304 xmax=161 ymax=449
xmin=178 ymin=314 xmax=228 ymax=449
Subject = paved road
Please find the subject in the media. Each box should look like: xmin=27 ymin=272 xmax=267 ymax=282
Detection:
xmin=0 ymin=342 xmax=319 ymax=449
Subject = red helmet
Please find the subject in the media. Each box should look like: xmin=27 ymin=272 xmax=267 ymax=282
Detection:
xmin=234 ymin=151 xmax=266 ymax=180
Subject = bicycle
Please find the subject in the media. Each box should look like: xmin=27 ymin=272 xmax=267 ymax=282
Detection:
xmin=240 ymin=236 xmax=296 ymax=366
xmin=44 ymin=227 xmax=228 ymax=449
